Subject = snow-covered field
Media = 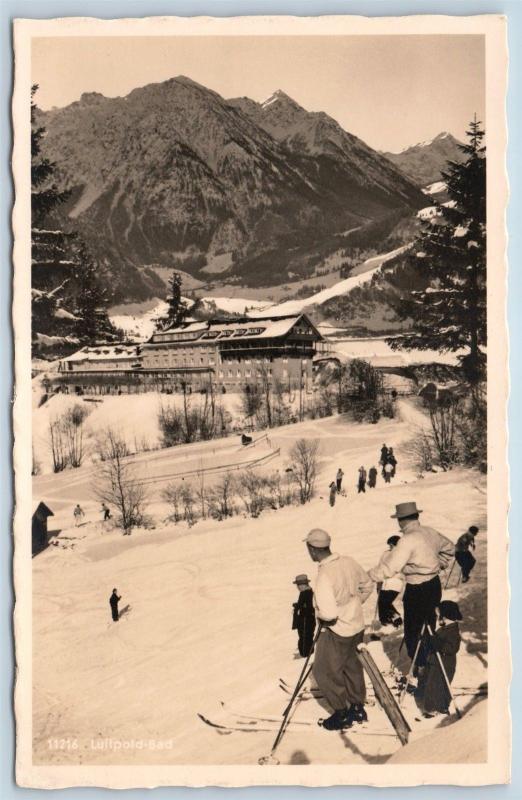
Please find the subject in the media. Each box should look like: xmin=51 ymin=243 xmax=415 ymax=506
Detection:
xmin=32 ymin=401 xmax=487 ymax=766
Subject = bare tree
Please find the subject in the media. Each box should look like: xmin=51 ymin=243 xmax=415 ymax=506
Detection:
xmin=289 ymin=438 xmax=319 ymax=503
xmin=94 ymin=428 xmax=148 ymax=534
xmin=209 ymin=471 xmax=235 ymax=520
xmin=236 ymin=470 xmax=265 ymax=517
xmin=162 ymin=483 xmax=183 ymax=523
xmin=429 ymin=398 xmax=460 ymax=470
xmin=62 ymin=403 xmax=90 ymax=468
xmin=403 ymin=427 xmax=434 ymax=475
xmin=48 ymin=416 xmax=68 ymax=472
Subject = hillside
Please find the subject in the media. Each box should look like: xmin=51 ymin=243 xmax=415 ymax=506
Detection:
xmin=382 ymin=132 xmax=464 ymax=187
xmin=36 ymin=77 xmax=424 ymax=300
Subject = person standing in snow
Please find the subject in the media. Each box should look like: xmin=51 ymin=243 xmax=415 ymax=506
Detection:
xmin=109 ymin=588 xmax=121 ymax=622
xmin=73 ymin=504 xmax=85 ymax=527
xmin=368 ymin=466 xmax=378 ymax=489
xmin=454 ymin=526 xmax=478 ymax=583
xmin=329 ymin=481 xmax=337 ymax=507
xmin=376 ymin=536 xmax=404 ymax=627
xmin=292 ymin=574 xmax=316 ymax=657
xmin=304 ymin=528 xmax=373 ymax=730
xmin=368 ymin=502 xmax=454 ymax=667
xmin=101 ymin=503 xmax=111 ymax=522
xmin=357 ymin=467 xmax=367 ymax=494
xmin=388 ymin=448 xmax=398 ymax=477
xmin=380 ymin=444 xmax=389 ymax=476
xmin=383 ymin=461 xmax=394 ymax=484
xmin=336 ymin=468 xmax=344 ymax=494
xmin=422 ymin=600 xmax=462 ymax=717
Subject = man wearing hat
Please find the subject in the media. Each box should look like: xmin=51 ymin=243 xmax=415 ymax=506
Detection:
xmin=292 ymin=574 xmax=316 ymax=657
xmin=368 ymin=502 xmax=454 ymax=666
xmin=304 ymin=528 xmax=373 ymax=730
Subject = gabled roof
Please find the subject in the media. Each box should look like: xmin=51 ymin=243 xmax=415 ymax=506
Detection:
xmin=32 ymin=501 xmax=54 ymax=518
xmin=151 ymin=313 xmax=323 ymax=343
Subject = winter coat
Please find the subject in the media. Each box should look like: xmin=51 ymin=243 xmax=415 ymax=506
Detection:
xmin=292 ymin=588 xmax=316 ymax=632
xmin=423 ymin=622 xmax=461 ymax=713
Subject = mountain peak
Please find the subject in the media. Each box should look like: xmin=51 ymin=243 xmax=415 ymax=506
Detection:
xmin=261 ymin=89 xmax=300 ymax=110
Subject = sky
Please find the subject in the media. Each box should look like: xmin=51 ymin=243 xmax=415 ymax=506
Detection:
xmin=31 ymin=35 xmax=485 ymax=152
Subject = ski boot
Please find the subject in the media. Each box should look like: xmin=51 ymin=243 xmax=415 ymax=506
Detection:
xmin=346 ymin=703 xmax=368 ymax=726
xmin=318 ymin=709 xmax=350 ymax=731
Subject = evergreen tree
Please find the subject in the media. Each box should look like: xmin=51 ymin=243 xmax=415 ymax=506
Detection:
xmin=388 ymin=117 xmax=486 ymax=383
xmin=73 ymin=243 xmax=118 ymax=343
xmin=31 ymin=85 xmax=77 ymax=354
xmin=156 ymin=271 xmax=189 ymax=330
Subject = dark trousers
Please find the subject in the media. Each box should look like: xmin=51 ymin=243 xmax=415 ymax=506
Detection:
xmin=357 ymin=480 xmax=366 ymax=494
xmin=297 ymin=622 xmax=316 ymax=657
xmin=111 ymin=607 xmax=119 ymax=621
xmin=378 ymin=590 xmax=400 ymax=625
xmin=336 ymin=479 xmax=342 ymax=493
xmin=313 ymin=628 xmax=366 ymax=710
xmin=455 ymin=550 xmax=476 ymax=579
xmin=403 ymin=576 xmax=441 ymax=666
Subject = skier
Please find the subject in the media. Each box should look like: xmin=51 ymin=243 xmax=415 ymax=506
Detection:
xmin=368 ymin=466 xmax=378 ymax=489
xmin=109 ymin=588 xmax=121 ymax=622
xmin=368 ymin=502 xmax=454 ymax=668
xmin=454 ymin=525 xmax=478 ymax=583
xmin=357 ymin=466 xmax=367 ymax=494
xmin=101 ymin=503 xmax=111 ymax=522
xmin=376 ymin=536 xmax=404 ymax=627
xmin=303 ymin=528 xmax=373 ymax=730
xmin=383 ymin=461 xmax=393 ymax=484
xmin=422 ymin=600 xmax=462 ymax=717
xmin=336 ymin=468 xmax=344 ymax=494
xmin=291 ymin=574 xmax=316 ymax=657
xmin=388 ymin=448 xmax=398 ymax=477
xmin=329 ymin=481 xmax=337 ymax=507
xmin=73 ymin=504 xmax=85 ymax=527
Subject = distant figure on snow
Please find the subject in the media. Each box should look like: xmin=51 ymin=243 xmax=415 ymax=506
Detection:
xmin=357 ymin=467 xmax=367 ymax=494
xmin=73 ymin=504 xmax=85 ymax=527
xmin=110 ymin=588 xmax=122 ymax=622
xmin=336 ymin=468 xmax=344 ymax=494
xmin=380 ymin=444 xmax=389 ymax=473
xmin=292 ymin=574 xmax=316 ymax=657
xmin=422 ymin=600 xmax=462 ymax=717
xmin=388 ymin=448 xmax=398 ymax=477
xmin=383 ymin=461 xmax=393 ymax=484
xmin=376 ymin=536 xmax=404 ymax=627
xmin=368 ymin=466 xmax=378 ymax=489
xmin=454 ymin=526 xmax=479 ymax=583
xmin=101 ymin=503 xmax=111 ymax=521
xmin=329 ymin=482 xmax=337 ymax=507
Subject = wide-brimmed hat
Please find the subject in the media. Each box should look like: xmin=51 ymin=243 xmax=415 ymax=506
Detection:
xmin=438 ymin=600 xmax=462 ymax=621
xmin=293 ymin=574 xmax=310 ymax=585
xmin=391 ymin=501 xmax=423 ymax=519
xmin=303 ymin=528 xmax=331 ymax=547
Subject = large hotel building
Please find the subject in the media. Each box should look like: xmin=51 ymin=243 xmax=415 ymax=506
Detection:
xmin=53 ymin=313 xmax=324 ymax=395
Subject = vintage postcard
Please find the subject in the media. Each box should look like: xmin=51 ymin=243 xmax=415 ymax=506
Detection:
xmin=12 ymin=13 xmax=509 ymax=788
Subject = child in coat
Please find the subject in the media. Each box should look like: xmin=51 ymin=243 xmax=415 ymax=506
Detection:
xmin=422 ymin=600 xmax=462 ymax=716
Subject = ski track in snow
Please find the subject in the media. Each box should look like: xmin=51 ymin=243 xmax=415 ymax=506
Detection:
xmin=32 ymin=401 xmax=487 ymax=766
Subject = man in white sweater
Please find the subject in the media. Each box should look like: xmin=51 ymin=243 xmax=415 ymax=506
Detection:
xmin=368 ymin=502 xmax=454 ymax=666
xmin=304 ymin=528 xmax=373 ymax=731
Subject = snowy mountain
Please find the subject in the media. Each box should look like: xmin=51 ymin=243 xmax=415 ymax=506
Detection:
xmin=36 ymin=77 xmax=424 ymax=301
xmin=382 ymin=132 xmax=464 ymax=187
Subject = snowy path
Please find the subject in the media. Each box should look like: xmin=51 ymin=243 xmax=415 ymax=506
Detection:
xmin=32 ymin=402 xmax=487 ymax=766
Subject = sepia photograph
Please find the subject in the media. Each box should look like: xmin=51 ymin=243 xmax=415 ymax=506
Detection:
xmin=12 ymin=13 xmax=509 ymax=788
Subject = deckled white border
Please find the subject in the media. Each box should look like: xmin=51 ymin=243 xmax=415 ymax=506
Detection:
xmin=12 ymin=13 xmax=510 ymax=788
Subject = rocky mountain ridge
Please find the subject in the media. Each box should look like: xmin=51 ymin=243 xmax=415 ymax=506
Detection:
xmin=37 ymin=77 xmax=427 ymax=301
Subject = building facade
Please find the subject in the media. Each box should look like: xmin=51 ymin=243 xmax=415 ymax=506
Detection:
xmin=53 ymin=314 xmax=323 ymax=395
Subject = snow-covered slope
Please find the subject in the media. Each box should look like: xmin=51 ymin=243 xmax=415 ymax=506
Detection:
xmin=32 ymin=405 xmax=488 ymax=768
xmin=248 ymin=245 xmax=409 ymax=317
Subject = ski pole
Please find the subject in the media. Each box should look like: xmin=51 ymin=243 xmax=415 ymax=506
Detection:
xmin=399 ymin=623 xmax=426 ymax=707
xmin=426 ymin=624 xmax=462 ymax=719
xmin=259 ymin=624 xmax=322 ymax=765
xmin=444 ymin=559 xmax=456 ymax=590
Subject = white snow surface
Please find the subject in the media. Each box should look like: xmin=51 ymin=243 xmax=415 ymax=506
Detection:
xmin=32 ymin=401 xmax=487 ymax=766
xmin=248 ymin=246 xmax=409 ymax=317
xmin=423 ymin=181 xmax=447 ymax=195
